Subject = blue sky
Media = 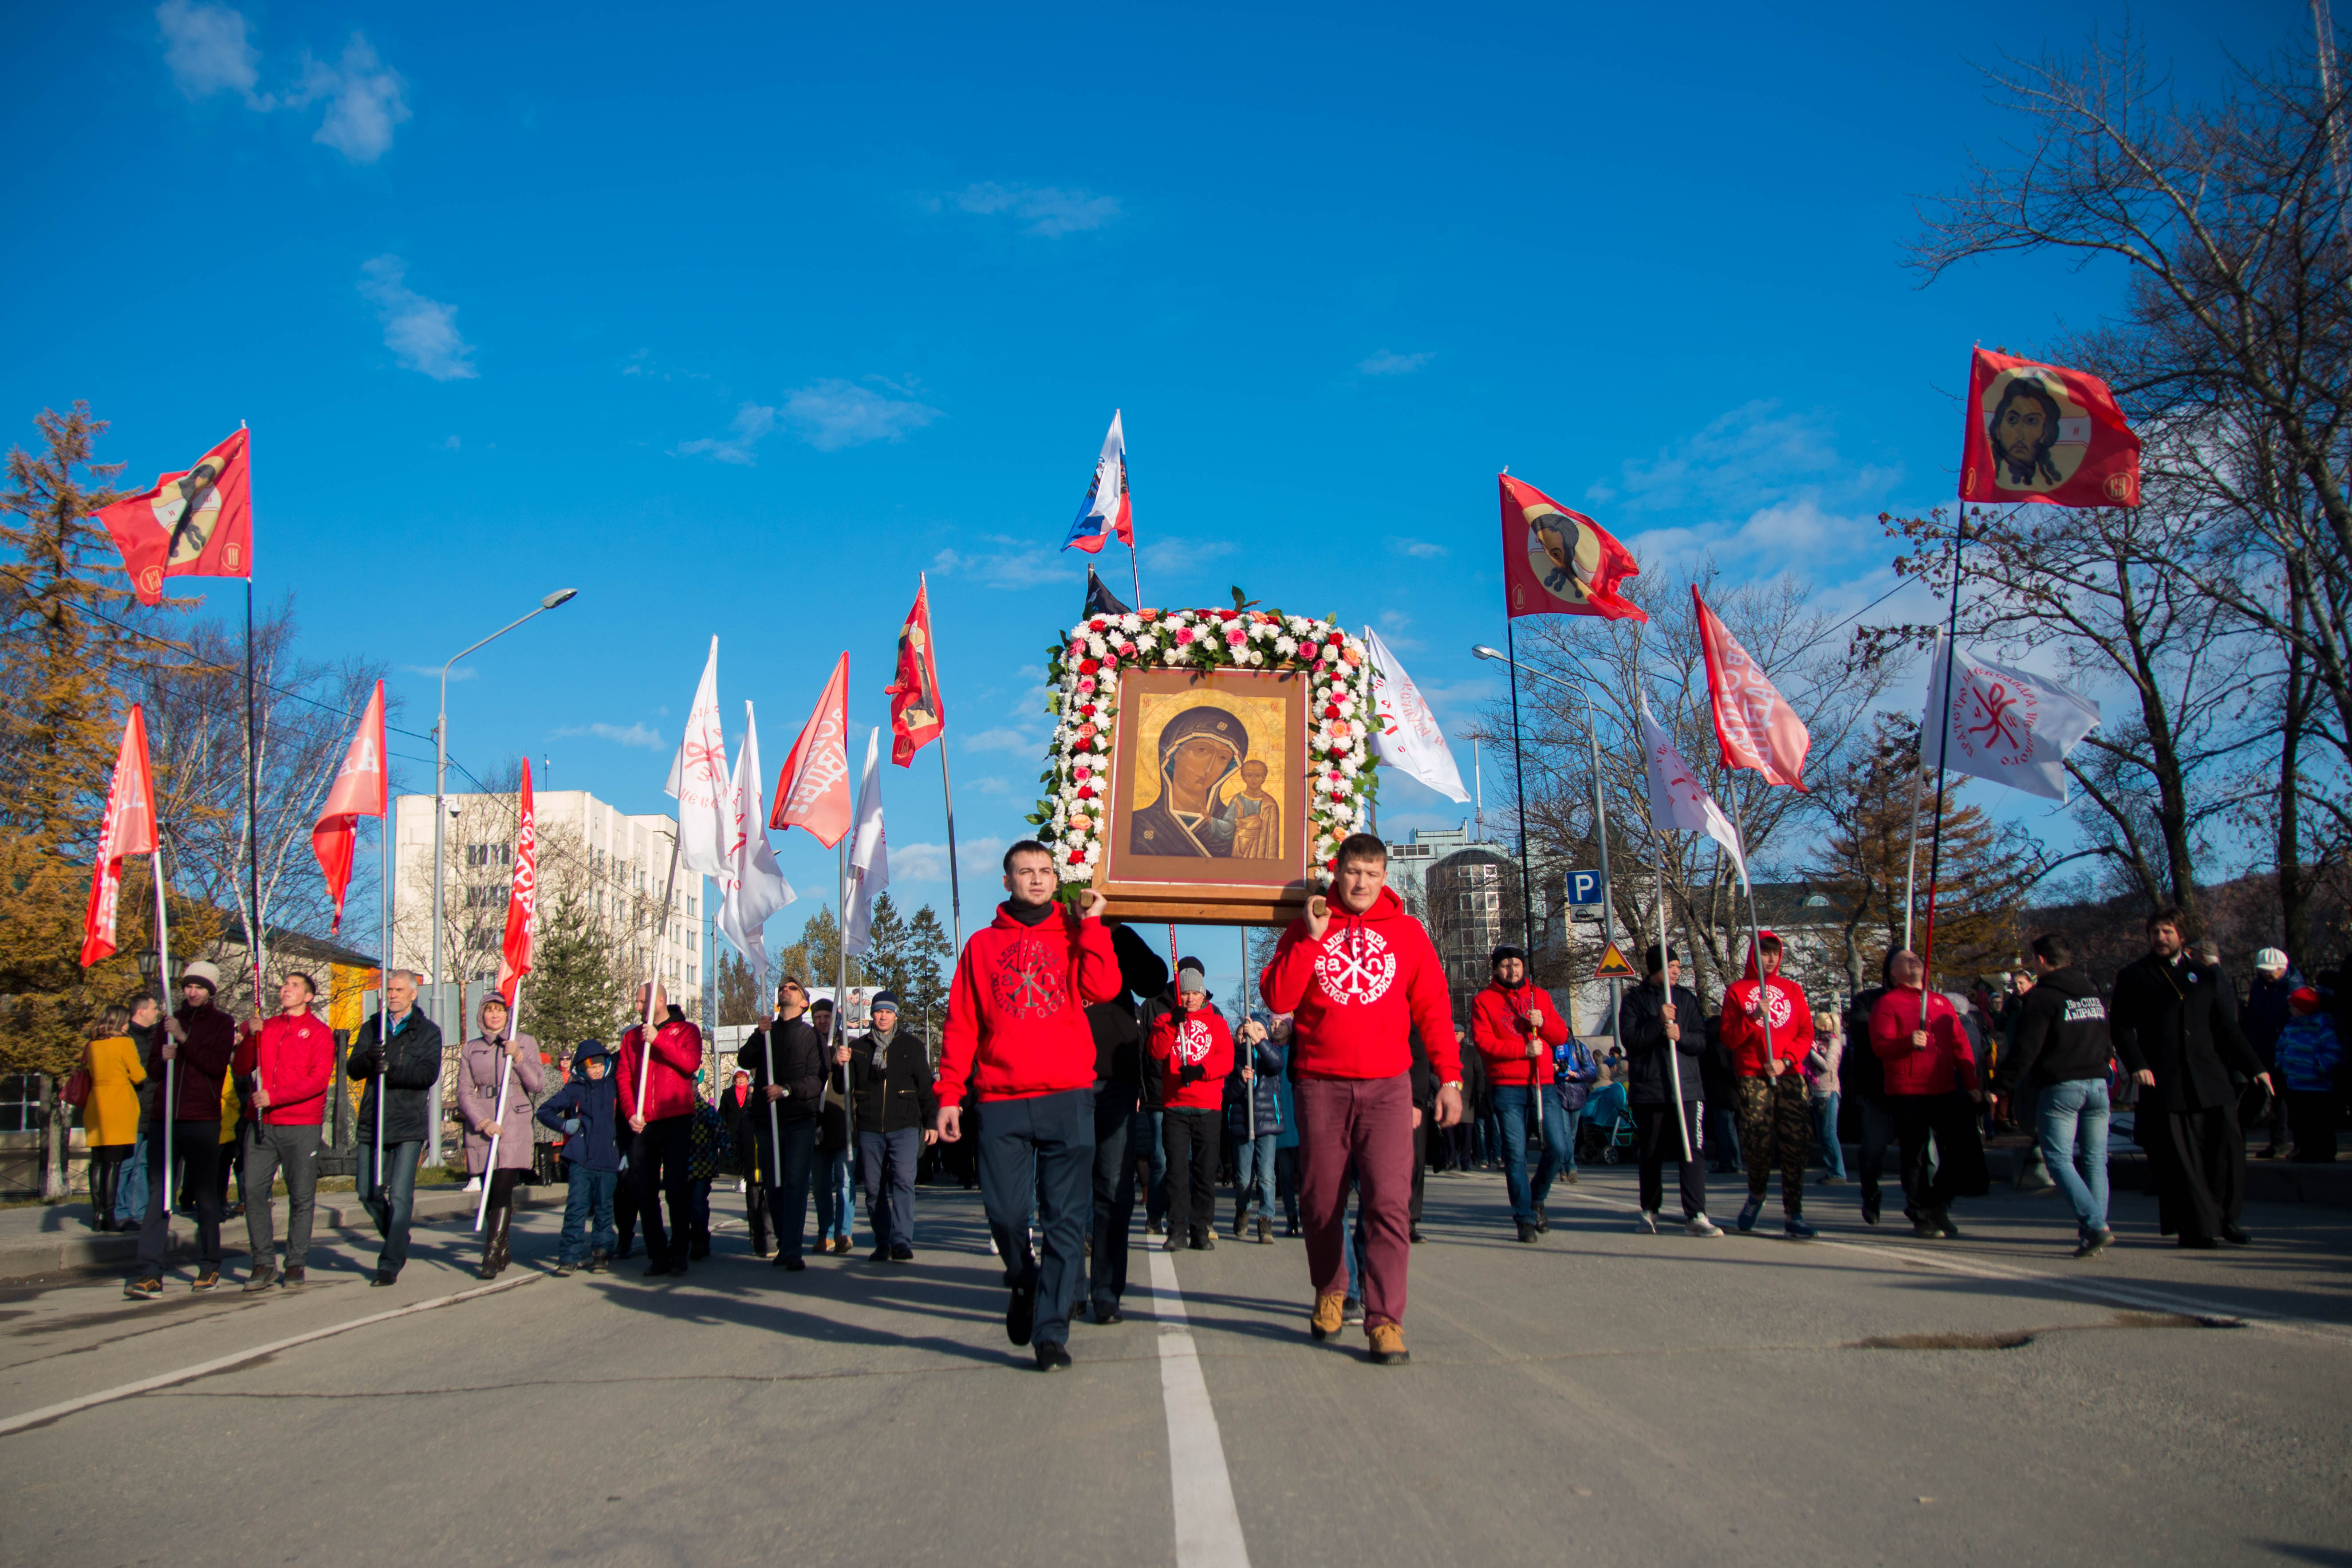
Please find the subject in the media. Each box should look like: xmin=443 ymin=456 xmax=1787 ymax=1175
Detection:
xmin=4 ymin=1 xmax=2316 ymax=996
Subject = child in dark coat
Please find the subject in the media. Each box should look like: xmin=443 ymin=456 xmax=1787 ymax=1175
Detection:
xmin=536 ymin=1040 xmax=623 ymax=1274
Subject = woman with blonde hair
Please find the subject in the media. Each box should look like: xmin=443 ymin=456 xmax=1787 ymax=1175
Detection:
xmin=1807 ymin=1008 xmax=1848 ymax=1185
xmin=82 ymin=1003 xmax=147 ymax=1231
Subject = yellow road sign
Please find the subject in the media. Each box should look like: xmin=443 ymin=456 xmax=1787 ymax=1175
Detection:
xmin=1593 ymin=941 xmax=1638 ymax=980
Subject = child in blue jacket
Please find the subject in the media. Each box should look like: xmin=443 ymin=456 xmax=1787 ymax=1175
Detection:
xmin=536 ymin=1039 xmax=622 ymax=1274
xmin=2276 ymin=989 xmax=2344 ymax=1164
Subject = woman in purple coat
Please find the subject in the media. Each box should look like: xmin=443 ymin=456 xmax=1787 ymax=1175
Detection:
xmin=458 ymin=994 xmax=545 ymax=1278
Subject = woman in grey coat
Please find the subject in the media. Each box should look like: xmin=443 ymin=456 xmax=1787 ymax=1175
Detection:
xmin=457 ymin=993 xmax=545 ymax=1278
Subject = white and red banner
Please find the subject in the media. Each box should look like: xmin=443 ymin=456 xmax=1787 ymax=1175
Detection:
xmin=1921 ymin=634 xmax=2101 ymax=801
xmin=718 ymin=700 xmax=796 ymax=973
xmin=841 ymin=728 xmax=890 ymax=956
xmin=1694 ymin=587 xmax=1810 ymax=791
xmin=82 ymin=706 xmax=159 ymax=967
xmin=666 ymin=636 xmax=731 ymax=878
xmin=772 ymin=652 xmax=855 ymax=847
xmin=1062 ymin=410 xmax=1133 ymax=554
xmin=311 ymin=680 xmax=387 ymax=933
xmin=1638 ymin=692 xmax=1746 ymax=884
xmin=1363 ymin=626 xmax=1470 ymax=804
xmin=96 ymin=427 xmax=253 ymax=606
xmin=496 ymin=759 xmax=539 ymax=1001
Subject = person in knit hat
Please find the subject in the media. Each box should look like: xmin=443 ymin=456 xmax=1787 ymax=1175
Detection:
xmin=1149 ymin=957 xmax=1234 ymax=1251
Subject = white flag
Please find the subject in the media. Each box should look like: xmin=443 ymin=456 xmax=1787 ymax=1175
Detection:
xmin=1363 ymin=627 xmax=1470 ymax=804
xmin=1639 ymin=691 xmax=1746 ymax=885
xmin=842 ymin=728 xmax=889 ymax=956
xmin=664 ymin=636 xmax=731 ymax=878
xmin=1921 ymin=634 xmax=2100 ymax=802
xmin=718 ymin=700 xmax=796 ymax=976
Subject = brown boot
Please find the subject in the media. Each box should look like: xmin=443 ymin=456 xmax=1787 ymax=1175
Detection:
xmin=1366 ymin=1323 xmax=1410 ymax=1365
xmin=1311 ymin=1291 xmax=1346 ymax=1341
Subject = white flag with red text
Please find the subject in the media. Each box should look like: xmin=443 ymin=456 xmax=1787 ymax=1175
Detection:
xmin=1921 ymin=634 xmax=2100 ymax=801
xmin=1639 ymin=692 xmax=1746 ymax=885
xmin=1363 ymin=627 xmax=1470 ymax=804
xmin=719 ymin=700 xmax=796 ymax=974
xmin=665 ymin=636 xmax=731 ymax=877
xmin=841 ymin=728 xmax=889 ymax=956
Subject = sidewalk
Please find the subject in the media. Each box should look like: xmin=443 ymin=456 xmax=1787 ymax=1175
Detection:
xmin=0 ymin=1182 xmax=554 ymax=1284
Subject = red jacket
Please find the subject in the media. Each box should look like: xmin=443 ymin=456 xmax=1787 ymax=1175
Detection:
xmin=1150 ymin=1004 xmax=1235 ymax=1110
xmin=1261 ymin=886 xmax=1462 ymax=1083
xmin=1720 ymin=934 xmax=1815 ymax=1078
xmin=1470 ymin=981 xmax=1569 ymax=1087
xmin=234 ymin=1012 xmax=335 ymax=1126
xmin=1870 ymin=986 xmax=1977 ymax=1096
xmin=618 ymin=1012 xmax=704 ymax=1122
xmin=937 ymin=902 xmax=1122 ymax=1103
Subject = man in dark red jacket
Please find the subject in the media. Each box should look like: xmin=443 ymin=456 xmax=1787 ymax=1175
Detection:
xmin=1720 ymin=932 xmax=1818 ymax=1239
xmin=236 ymin=972 xmax=335 ymax=1290
xmin=1871 ymin=950 xmax=1986 ymax=1239
xmin=618 ymin=982 xmax=704 ymax=1278
xmin=1470 ymin=946 xmax=1571 ymax=1243
xmin=1261 ymin=833 xmax=1462 ymax=1366
xmin=1149 ymin=957 xmax=1235 ymax=1252
xmin=128 ymin=960 xmax=240 ymax=1298
xmin=935 ymin=841 xmax=1119 ymax=1372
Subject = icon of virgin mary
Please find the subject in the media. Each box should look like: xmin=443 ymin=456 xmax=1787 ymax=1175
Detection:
xmin=1129 ymin=705 xmax=1247 ymax=858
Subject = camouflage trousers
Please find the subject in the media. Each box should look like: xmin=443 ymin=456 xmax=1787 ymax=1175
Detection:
xmin=1736 ymin=1073 xmax=1811 ymax=1214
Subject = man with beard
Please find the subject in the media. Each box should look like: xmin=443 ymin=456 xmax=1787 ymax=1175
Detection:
xmin=738 ymin=978 xmax=826 ymax=1269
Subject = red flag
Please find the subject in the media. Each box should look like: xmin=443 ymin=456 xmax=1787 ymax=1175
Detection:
xmin=82 ymin=706 xmax=159 ymax=967
xmin=311 ymin=681 xmax=387 ymax=933
xmin=1694 ymin=588 xmax=1810 ymax=791
xmin=771 ymin=653 xmax=854 ymax=847
xmin=1498 ymin=474 xmax=1647 ymax=622
xmin=95 ymin=428 xmax=253 ymax=606
xmin=884 ymin=575 xmax=946 ymax=765
xmin=1958 ymin=348 xmax=2140 ymax=508
xmin=496 ymin=760 xmax=538 ymax=1001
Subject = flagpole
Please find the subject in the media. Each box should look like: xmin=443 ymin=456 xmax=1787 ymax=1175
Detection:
xmin=153 ymin=839 xmax=176 ymax=1245
xmin=1240 ymin=925 xmax=1255 ymax=1146
xmin=1655 ymin=839 xmax=1691 ymax=1161
xmin=473 ymin=977 xmax=520 ymax=1233
xmin=938 ymin=744 xmax=963 ymax=954
xmin=376 ymin=804 xmax=388 ymax=1194
xmin=836 ymin=836 xmax=855 ymax=1170
xmin=1505 ymin=619 xmax=1535 ymax=952
xmin=635 ymin=833 xmax=682 ymax=1119
xmin=1727 ymin=788 xmax=1775 ymax=1072
xmin=1900 ymin=744 xmax=1927 ymax=953
xmin=1919 ymin=507 xmax=1970 ymax=981
xmin=244 ymin=581 xmax=262 ymax=1010
xmin=762 ymin=987 xmax=782 ymax=1198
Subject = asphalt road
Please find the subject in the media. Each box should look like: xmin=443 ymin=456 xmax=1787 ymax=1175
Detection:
xmin=4 ymin=1161 xmax=2348 ymax=1567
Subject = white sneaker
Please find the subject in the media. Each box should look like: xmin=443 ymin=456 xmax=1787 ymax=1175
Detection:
xmin=736 ymin=1179 xmax=747 ymax=1194
xmin=1686 ymin=1214 xmax=1724 ymax=1237
xmin=462 ymin=1177 xmax=481 ymax=1192
xmin=1636 ymin=1210 xmax=1660 ymax=1234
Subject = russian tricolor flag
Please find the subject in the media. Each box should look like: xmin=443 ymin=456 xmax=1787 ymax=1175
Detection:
xmin=1062 ymin=410 xmax=1133 ymax=554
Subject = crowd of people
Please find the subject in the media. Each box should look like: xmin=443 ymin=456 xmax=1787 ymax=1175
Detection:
xmin=79 ymin=835 xmax=2347 ymax=1369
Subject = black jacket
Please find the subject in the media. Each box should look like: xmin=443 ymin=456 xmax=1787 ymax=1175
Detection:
xmin=738 ymin=1017 xmax=826 ymax=1123
xmin=1697 ymin=1014 xmax=1737 ymax=1103
xmin=1087 ymin=924 xmax=1170 ymax=1088
xmin=1621 ymin=981 xmax=1704 ymax=1104
xmin=2111 ymin=950 xmax=2263 ymax=1115
xmin=348 ymin=1006 xmax=445 ymax=1145
xmin=848 ymin=1026 xmax=939 ymax=1134
xmin=1407 ymin=1027 xmax=1437 ymax=1111
xmin=2001 ymin=967 xmax=2112 ymax=1092
xmin=1842 ymin=987 xmax=1891 ymax=1105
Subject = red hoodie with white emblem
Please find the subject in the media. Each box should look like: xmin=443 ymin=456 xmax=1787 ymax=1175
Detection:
xmin=937 ymin=901 xmax=1122 ymax=1104
xmin=1261 ymin=885 xmax=1462 ymax=1083
xmin=1720 ymin=931 xmax=1816 ymax=1079
xmin=1149 ymin=1002 xmax=1235 ymax=1110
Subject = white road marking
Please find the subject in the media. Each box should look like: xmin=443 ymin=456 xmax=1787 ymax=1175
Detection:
xmin=0 ymin=1273 xmax=540 ymax=1437
xmin=1145 ymin=1248 xmax=1252 ymax=1568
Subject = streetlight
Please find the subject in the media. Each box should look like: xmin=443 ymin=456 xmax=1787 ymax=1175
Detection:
xmin=429 ymin=588 xmax=578 ymax=1164
xmin=1471 ymin=644 xmax=1623 ymax=1045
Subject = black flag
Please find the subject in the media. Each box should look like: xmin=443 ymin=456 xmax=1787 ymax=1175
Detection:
xmin=1083 ymin=567 xmax=1131 ymax=620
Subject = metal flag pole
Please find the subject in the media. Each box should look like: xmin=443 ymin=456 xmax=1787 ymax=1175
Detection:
xmin=375 ymin=804 xmax=388 ymax=1194
xmin=153 ymin=838 xmax=176 ymax=1241
xmin=1727 ymin=788 xmax=1776 ymax=1072
xmin=635 ymin=833 xmax=683 ymax=1119
xmin=836 ymin=836 xmax=855 ymax=1162
xmin=1655 ymin=840 xmax=1691 ymax=1162
xmin=762 ymin=977 xmax=782 ymax=1193
xmin=1505 ymin=619 xmax=1534 ymax=952
xmin=473 ymin=977 xmax=521 ymax=1233
xmin=1919 ymin=507 xmax=1970 ymax=983
xmin=938 ymin=742 xmax=964 ymax=955
xmin=1240 ymin=925 xmax=1255 ymax=1145
xmin=244 ymin=580 xmax=263 ymax=1012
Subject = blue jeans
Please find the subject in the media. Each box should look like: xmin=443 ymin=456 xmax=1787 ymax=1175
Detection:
xmin=356 ymin=1139 xmax=424 ymax=1275
xmin=1090 ymin=1082 xmax=1138 ymax=1315
xmin=816 ymin=1146 xmax=855 ymax=1241
xmin=1493 ymin=1083 xmax=1572 ymax=1225
xmin=1233 ymin=1131 xmax=1278 ymax=1226
xmin=976 ymin=1087 xmax=1095 ymax=1351
xmin=1812 ymin=1091 xmax=1848 ymax=1177
xmin=116 ymin=1131 xmax=150 ymax=1228
xmin=859 ymin=1126 xmax=922 ymax=1249
xmin=560 ymin=1164 xmax=619 ymax=1263
xmin=2036 ymin=1078 xmax=2111 ymax=1237
xmin=1558 ymin=1103 xmax=1586 ymax=1173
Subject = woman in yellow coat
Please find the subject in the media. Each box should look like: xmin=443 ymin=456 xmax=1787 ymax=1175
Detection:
xmin=82 ymin=1005 xmax=146 ymax=1232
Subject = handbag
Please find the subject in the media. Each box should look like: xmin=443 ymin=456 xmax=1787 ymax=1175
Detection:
xmin=62 ymin=1065 xmax=93 ymax=1109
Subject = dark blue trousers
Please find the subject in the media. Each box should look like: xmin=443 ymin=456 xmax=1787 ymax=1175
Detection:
xmin=977 ymin=1087 xmax=1095 ymax=1351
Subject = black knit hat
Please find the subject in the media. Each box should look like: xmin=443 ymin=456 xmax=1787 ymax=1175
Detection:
xmin=1489 ymin=945 xmax=1526 ymax=971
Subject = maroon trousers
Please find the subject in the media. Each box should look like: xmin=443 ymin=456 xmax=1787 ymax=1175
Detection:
xmin=1296 ymin=1072 xmax=1414 ymax=1331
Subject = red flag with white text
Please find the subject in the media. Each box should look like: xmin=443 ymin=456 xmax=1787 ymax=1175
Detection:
xmin=1958 ymin=348 xmax=2140 ymax=508
xmin=497 ymin=760 xmax=538 ymax=1001
xmin=82 ymin=707 xmax=159 ymax=967
xmin=95 ymin=428 xmax=254 ymax=606
xmin=1694 ymin=588 xmax=1810 ymax=791
xmin=311 ymin=682 xmax=387 ymax=932
xmin=772 ymin=653 xmax=855 ymax=848
xmin=885 ymin=575 xmax=946 ymax=765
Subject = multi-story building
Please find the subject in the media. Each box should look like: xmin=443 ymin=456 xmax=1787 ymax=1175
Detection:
xmin=1384 ymin=825 xmax=1529 ymax=1029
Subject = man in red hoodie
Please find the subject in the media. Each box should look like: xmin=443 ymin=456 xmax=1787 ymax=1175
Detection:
xmin=1870 ymin=949 xmax=1983 ymax=1239
xmin=1470 ymin=945 xmax=1572 ymax=1243
xmin=618 ymin=981 xmax=704 ymax=1278
xmin=935 ymin=840 xmax=1120 ymax=1372
xmin=236 ymin=973 xmax=335 ymax=1291
xmin=1720 ymin=931 xmax=1818 ymax=1239
xmin=1149 ymin=956 xmax=1235 ymax=1252
xmin=1261 ymin=833 xmax=1462 ymax=1366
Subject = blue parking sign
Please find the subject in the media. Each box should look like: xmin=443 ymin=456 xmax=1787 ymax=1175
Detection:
xmin=1569 ymin=870 xmax=1602 ymax=907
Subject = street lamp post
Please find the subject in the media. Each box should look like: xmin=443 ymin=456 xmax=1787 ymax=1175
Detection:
xmin=429 ymin=589 xmax=577 ymax=1166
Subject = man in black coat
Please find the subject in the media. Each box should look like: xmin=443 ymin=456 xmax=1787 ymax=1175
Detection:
xmin=1086 ymin=922 xmax=1168 ymax=1325
xmin=1697 ymin=1013 xmax=1741 ymax=1176
xmin=2110 ymin=909 xmax=2273 ymax=1248
xmin=2002 ymin=932 xmax=2119 ymax=1256
xmin=1621 ymin=945 xmax=1718 ymax=1236
xmin=345 ymin=968 xmax=445 ymax=1287
xmin=738 ymin=978 xmax=827 ymax=1269
xmin=843 ymin=991 xmax=938 ymax=1262
xmin=1843 ymin=957 xmax=1903 ymax=1226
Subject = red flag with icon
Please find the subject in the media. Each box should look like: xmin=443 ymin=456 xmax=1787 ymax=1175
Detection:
xmin=96 ymin=428 xmax=254 ymax=606
xmin=1694 ymin=588 xmax=1810 ymax=791
xmin=496 ymin=759 xmax=538 ymax=1001
xmin=311 ymin=681 xmax=388 ymax=933
xmin=82 ymin=706 xmax=159 ymax=967
xmin=885 ymin=575 xmax=947 ymax=765
xmin=1499 ymin=473 xmax=1647 ymax=622
xmin=1958 ymin=348 xmax=2140 ymax=508
xmin=772 ymin=653 xmax=855 ymax=847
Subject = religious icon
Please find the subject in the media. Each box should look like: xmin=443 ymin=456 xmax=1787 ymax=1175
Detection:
xmin=155 ymin=460 xmax=224 ymax=567
xmin=1524 ymin=502 xmax=1598 ymax=603
xmin=1979 ymin=367 xmax=2092 ymax=494
xmin=1105 ymin=667 xmax=1305 ymax=899
xmin=1129 ymin=705 xmax=1248 ymax=859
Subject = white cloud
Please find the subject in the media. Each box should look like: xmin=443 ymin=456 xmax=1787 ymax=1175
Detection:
xmin=441 ymin=434 xmax=461 ymax=450
xmin=679 ymin=381 xmax=940 ymax=464
xmin=400 ymin=663 xmax=473 ymax=681
xmin=1391 ymin=538 xmax=1448 ymax=559
xmin=944 ymin=182 xmax=1121 ymax=236
xmin=1139 ymin=538 xmax=1237 ymax=575
xmin=1359 ymin=350 xmax=1434 ymax=376
xmin=358 ymin=256 xmax=477 ymax=381
xmin=554 ymin=721 xmax=666 ymax=750
xmin=961 ymin=727 xmax=1040 ymax=754
xmin=1593 ymin=401 xmax=1902 ymax=516
xmin=930 ymin=540 xmax=1074 ymax=589
xmin=675 ymin=403 xmax=775 ymax=465
xmin=289 ymin=35 xmax=410 ymax=162
xmin=158 ymin=1 xmax=264 ymax=104
xmin=894 ymin=835 xmax=1010 ymax=882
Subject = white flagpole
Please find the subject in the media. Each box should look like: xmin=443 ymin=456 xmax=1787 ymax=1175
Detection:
xmin=636 ymin=834 xmax=683 ymax=1119
xmin=1727 ymin=789 xmax=1776 ymax=1072
xmin=153 ymin=843 xmax=175 ymax=1241
xmin=1655 ymin=840 xmax=1691 ymax=1162
xmin=473 ymin=977 xmax=520 ymax=1233
xmin=375 ymin=808 xmax=387 ymax=1195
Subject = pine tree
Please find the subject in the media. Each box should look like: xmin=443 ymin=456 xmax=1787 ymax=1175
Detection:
xmin=715 ymin=945 xmax=762 ymax=1024
xmin=778 ymin=904 xmax=864 ymax=997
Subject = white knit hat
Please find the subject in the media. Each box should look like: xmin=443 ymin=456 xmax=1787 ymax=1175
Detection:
xmin=2255 ymin=948 xmax=2289 ymax=972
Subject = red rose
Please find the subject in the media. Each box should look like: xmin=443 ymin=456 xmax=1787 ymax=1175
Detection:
xmin=1322 ymin=704 xmax=1340 ymax=720
xmin=1076 ymin=785 xmax=1095 ymax=800
xmin=1089 ymin=618 xmax=1108 ymax=631
xmin=1069 ymin=849 xmax=1086 ymax=864
xmin=1325 ymin=630 xmax=1344 ymax=645
xmin=1074 ymin=765 xmax=1091 ymax=782
xmin=1079 ymin=658 xmax=1100 ymax=675
xmin=1079 ymin=704 xmax=1096 ymax=718
xmin=1328 ymin=746 xmax=1347 ymax=761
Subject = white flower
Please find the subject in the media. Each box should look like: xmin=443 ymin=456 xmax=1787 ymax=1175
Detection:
xmin=1083 ymin=842 xmax=1101 ymax=864
xmin=1120 ymin=614 xmax=1141 ymax=634
xmin=1339 ymin=758 xmax=1360 ymax=778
